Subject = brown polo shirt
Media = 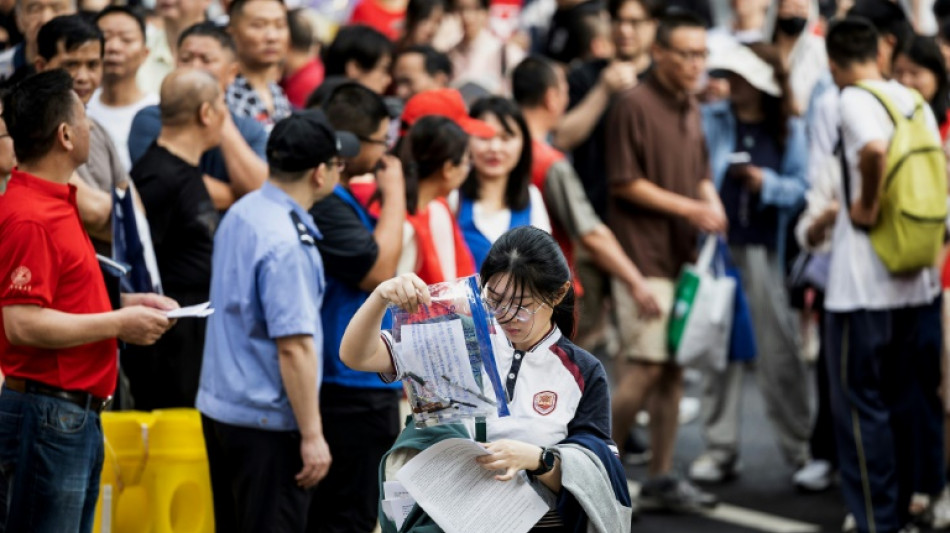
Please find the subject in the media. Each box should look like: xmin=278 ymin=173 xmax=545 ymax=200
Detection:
xmin=605 ymin=73 xmax=709 ymax=279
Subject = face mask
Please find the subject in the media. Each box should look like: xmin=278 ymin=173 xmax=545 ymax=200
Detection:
xmin=776 ymin=16 xmax=808 ymax=36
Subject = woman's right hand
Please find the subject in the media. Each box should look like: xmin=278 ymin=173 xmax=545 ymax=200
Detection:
xmin=375 ymin=273 xmax=432 ymax=313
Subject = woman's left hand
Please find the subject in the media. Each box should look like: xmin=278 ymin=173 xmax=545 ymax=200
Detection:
xmin=476 ymin=439 xmax=542 ymax=481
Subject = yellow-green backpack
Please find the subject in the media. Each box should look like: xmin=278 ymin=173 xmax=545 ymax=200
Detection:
xmin=841 ymin=82 xmax=948 ymax=273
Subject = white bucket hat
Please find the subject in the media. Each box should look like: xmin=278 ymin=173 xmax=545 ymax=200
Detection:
xmin=707 ymin=43 xmax=782 ymax=97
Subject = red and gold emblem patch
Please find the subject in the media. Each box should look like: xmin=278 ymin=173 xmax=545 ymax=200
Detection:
xmin=533 ymin=391 xmax=558 ymax=416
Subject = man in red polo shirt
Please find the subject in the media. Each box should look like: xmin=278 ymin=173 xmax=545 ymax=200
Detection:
xmin=0 ymin=70 xmax=175 ymax=533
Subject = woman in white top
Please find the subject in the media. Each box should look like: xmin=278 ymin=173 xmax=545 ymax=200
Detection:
xmin=452 ymin=96 xmax=551 ymax=269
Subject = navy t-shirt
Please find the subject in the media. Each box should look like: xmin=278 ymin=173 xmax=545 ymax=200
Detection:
xmin=127 ymin=105 xmax=267 ymax=183
xmin=721 ymin=120 xmax=781 ymax=248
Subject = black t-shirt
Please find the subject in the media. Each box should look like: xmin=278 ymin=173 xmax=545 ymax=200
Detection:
xmin=567 ymin=59 xmax=651 ymax=220
xmin=309 ymin=191 xmax=379 ymax=288
xmin=131 ymin=143 xmax=218 ymax=293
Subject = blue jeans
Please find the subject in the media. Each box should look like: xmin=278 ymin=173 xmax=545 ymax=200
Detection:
xmin=0 ymin=387 xmax=104 ymax=533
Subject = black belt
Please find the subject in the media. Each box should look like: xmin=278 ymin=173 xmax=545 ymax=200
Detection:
xmin=4 ymin=377 xmax=112 ymax=413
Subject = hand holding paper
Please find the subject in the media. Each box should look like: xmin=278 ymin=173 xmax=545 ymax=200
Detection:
xmin=396 ymin=439 xmax=549 ymax=533
xmin=166 ymin=302 xmax=214 ymax=319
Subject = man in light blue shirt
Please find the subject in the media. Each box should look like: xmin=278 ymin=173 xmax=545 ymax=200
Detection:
xmin=197 ymin=109 xmax=359 ymax=533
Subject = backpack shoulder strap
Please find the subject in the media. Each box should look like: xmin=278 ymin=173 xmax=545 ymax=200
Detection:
xmin=854 ymin=81 xmax=913 ymax=122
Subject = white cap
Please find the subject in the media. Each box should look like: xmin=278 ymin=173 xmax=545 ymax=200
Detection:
xmin=707 ymin=44 xmax=782 ymax=97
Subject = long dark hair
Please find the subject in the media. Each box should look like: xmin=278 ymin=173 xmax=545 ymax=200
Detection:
xmin=894 ymin=35 xmax=950 ymax=127
xmin=461 ymin=97 xmax=532 ymax=211
xmin=402 ymin=0 xmax=443 ymax=45
xmin=398 ymin=115 xmax=470 ymax=214
xmin=746 ymin=42 xmax=795 ymax=150
xmin=480 ymin=226 xmax=576 ymax=338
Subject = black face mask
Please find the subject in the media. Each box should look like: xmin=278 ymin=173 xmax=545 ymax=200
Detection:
xmin=776 ymin=16 xmax=808 ymax=36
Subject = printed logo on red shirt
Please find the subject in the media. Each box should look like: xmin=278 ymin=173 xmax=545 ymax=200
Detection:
xmin=533 ymin=391 xmax=558 ymax=416
xmin=9 ymin=266 xmax=31 ymax=292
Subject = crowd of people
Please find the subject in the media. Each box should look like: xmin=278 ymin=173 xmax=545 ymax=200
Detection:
xmin=0 ymin=0 xmax=950 ymax=531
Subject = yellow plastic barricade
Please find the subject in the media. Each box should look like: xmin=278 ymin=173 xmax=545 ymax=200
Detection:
xmin=94 ymin=409 xmax=214 ymax=533
xmin=94 ymin=411 xmax=154 ymax=533
xmin=146 ymin=409 xmax=214 ymax=533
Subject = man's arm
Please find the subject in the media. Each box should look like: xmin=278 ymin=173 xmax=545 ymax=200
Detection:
xmin=276 ymin=334 xmax=331 ymax=488
xmin=203 ymin=175 xmax=237 ymax=211
xmin=552 ymin=62 xmax=637 ymax=152
xmin=218 ymin=114 xmax=267 ymax=198
xmin=3 ymin=303 xmax=171 ymax=348
xmin=358 ymin=155 xmax=406 ymax=292
xmin=611 ymin=178 xmax=726 ymax=233
xmin=70 ymin=174 xmax=112 ymax=242
xmin=850 ymin=140 xmax=887 ymax=226
xmin=578 ymin=225 xmax=659 ymax=317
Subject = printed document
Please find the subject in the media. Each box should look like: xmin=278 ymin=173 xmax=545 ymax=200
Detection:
xmin=396 ymin=438 xmax=549 ymax=533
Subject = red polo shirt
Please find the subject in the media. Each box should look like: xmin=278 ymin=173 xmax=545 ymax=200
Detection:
xmin=0 ymin=170 xmax=117 ymax=398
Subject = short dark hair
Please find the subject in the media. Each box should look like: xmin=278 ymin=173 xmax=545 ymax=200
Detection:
xmin=95 ymin=5 xmax=146 ymax=40
xmin=654 ymin=9 xmax=705 ymax=48
xmin=511 ymin=55 xmax=559 ymax=108
xmin=936 ymin=0 xmax=950 ymax=22
xmin=323 ymin=24 xmax=393 ymax=77
xmin=229 ymin=0 xmax=284 ymax=19
xmin=287 ymin=8 xmax=315 ymax=52
xmin=848 ymin=0 xmax=912 ymax=57
xmin=37 ymin=14 xmax=103 ymax=62
xmin=826 ymin=16 xmax=879 ymax=68
xmin=397 ymin=45 xmax=452 ymax=78
xmin=462 ymin=96 xmax=532 ymax=212
xmin=177 ymin=21 xmax=236 ymax=54
xmin=608 ymin=0 xmax=662 ymax=21
xmin=2 ymin=70 xmax=79 ymax=163
xmin=399 ymin=115 xmax=469 ymax=214
xmin=322 ymin=81 xmax=389 ymax=138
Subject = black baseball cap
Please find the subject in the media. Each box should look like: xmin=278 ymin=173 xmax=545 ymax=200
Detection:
xmin=267 ymin=109 xmax=360 ymax=172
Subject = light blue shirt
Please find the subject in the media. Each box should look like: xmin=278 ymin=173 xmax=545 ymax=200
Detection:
xmin=197 ymin=182 xmax=325 ymax=431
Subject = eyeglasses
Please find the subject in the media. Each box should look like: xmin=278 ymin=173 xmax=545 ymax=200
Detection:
xmin=661 ymin=44 xmax=709 ymax=62
xmin=357 ymin=135 xmax=389 ymax=147
xmin=481 ymin=289 xmax=546 ymax=324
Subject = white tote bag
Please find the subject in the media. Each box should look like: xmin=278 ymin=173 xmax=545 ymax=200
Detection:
xmin=676 ymin=236 xmax=736 ymax=372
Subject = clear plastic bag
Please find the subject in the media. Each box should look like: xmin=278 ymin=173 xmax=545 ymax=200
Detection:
xmin=389 ymin=275 xmax=509 ymax=427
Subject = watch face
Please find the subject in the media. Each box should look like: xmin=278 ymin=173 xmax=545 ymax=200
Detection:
xmin=542 ymin=449 xmax=557 ymax=469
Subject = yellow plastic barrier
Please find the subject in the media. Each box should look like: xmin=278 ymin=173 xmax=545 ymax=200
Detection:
xmin=93 ymin=409 xmax=214 ymax=533
xmin=147 ymin=409 xmax=214 ymax=533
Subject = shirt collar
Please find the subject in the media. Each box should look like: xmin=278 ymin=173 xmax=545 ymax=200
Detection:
xmin=261 ymin=181 xmax=322 ymax=239
xmin=645 ymin=72 xmax=696 ymax=113
xmin=9 ymin=168 xmax=74 ymax=203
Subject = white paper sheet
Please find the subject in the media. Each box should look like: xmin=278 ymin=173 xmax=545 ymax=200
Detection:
xmin=382 ymin=497 xmax=416 ymax=530
xmin=384 ymin=480 xmax=412 ymax=501
xmin=400 ymin=320 xmax=480 ymax=396
xmin=395 ymin=438 xmax=549 ymax=533
xmin=166 ymin=302 xmax=214 ymax=318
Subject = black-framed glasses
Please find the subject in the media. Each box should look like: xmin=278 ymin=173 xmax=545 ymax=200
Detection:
xmin=357 ymin=135 xmax=388 ymax=147
xmin=661 ymin=44 xmax=709 ymax=62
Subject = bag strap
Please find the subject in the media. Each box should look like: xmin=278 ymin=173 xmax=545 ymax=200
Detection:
xmin=696 ymin=234 xmax=718 ymax=273
xmin=854 ymin=81 xmax=914 ymax=123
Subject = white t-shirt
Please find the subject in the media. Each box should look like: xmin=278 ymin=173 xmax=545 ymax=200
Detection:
xmin=87 ymin=90 xmax=160 ymax=172
xmin=447 ymin=185 xmax=551 ymax=242
xmin=825 ymin=79 xmax=941 ymax=312
xmin=397 ymin=200 xmax=461 ymax=278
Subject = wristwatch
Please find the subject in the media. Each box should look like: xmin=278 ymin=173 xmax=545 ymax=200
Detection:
xmin=528 ymin=447 xmax=559 ymax=476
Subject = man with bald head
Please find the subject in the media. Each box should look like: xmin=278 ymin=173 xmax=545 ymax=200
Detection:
xmin=126 ymin=68 xmax=227 ymax=410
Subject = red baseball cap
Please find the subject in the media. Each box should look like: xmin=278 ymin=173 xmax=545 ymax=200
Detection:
xmin=400 ymin=89 xmax=496 ymax=138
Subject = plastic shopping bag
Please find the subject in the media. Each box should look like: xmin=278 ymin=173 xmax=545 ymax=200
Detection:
xmin=668 ymin=236 xmax=736 ymax=372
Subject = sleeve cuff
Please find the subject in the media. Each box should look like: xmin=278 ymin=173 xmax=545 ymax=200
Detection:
xmin=377 ymin=330 xmax=399 ymax=384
